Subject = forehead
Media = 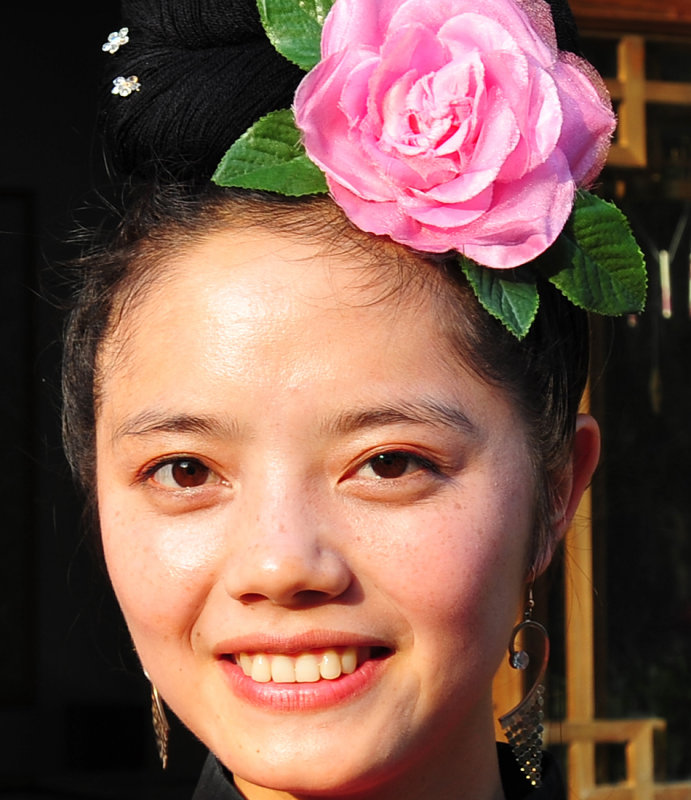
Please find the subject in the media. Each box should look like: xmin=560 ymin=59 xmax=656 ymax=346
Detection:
xmin=96 ymin=224 xmax=519 ymax=432
xmin=101 ymin=225 xmax=444 ymax=373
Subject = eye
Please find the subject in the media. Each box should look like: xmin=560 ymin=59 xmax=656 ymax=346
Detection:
xmin=358 ymin=451 xmax=437 ymax=480
xmin=148 ymin=458 xmax=220 ymax=489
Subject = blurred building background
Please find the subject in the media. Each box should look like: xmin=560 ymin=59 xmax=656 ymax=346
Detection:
xmin=504 ymin=2 xmax=691 ymax=797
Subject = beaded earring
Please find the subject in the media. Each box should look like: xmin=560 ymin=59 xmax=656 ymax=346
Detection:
xmin=143 ymin=671 xmax=170 ymax=769
xmin=499 ymin=589 xmax=550 ymax=788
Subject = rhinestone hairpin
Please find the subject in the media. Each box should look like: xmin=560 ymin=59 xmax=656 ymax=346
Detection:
xmin=102 ymin=27 xmax=129 ymax=54
xmin=111 ymin=76 xmax=141 ymax=97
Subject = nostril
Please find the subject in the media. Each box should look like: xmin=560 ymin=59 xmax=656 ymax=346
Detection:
xmin=238 ymin=593 xmax=269 ymax=605
xmin=238 ymin=588 xmax=344 ymax=607
xmin=293 ymin=589 xmax=339 ymax=605
xmin=226 ymin=547 xmax=353 ymax=607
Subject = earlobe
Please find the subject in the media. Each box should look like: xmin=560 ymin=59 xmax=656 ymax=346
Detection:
xmin=553 ymin=413 xmax=601 ymax=540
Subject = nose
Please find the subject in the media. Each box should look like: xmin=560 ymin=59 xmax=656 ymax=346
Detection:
xmin=222 ymin=480 xmax=353 ymax=608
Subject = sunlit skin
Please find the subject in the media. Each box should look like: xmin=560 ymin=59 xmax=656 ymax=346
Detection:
xmin=95 ymin=227 xmax=599 ymax=800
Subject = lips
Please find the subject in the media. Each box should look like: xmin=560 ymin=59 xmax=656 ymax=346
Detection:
xmin=218 ymin=641 xmax=392 ymax=711
xmin=223 ymin=644 xmax=391 ymax=684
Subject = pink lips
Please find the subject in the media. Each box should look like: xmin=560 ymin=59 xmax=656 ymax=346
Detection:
xmin=219 ymin=654 xmax=388 ymax=711
xmin=214 ymin=634 xmax=392 ymax=712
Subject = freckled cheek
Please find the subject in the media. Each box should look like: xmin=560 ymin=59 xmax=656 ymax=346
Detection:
xmin=100 ymin=506 xmax=227 ymax=638
xmin=367 ymin=504 xmax=528 ymax=626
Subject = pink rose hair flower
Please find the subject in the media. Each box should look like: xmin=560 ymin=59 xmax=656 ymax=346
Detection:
xmin=294 ymin=0 xmax=616 ymax=269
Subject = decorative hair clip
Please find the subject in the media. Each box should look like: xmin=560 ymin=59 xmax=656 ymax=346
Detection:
xmin=112 ymin=75 xmax=141 ymax=97
xmin=213 ymin=0 xmax=646 ymax=338
xmin=102 ymin=27 xmax=130 ymax=54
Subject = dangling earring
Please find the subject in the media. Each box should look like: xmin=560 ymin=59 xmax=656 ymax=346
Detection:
xmin=144 ymin=671 xmax=170 ymax=769
xmin=498 ymin=587 xmax=549 ymax=788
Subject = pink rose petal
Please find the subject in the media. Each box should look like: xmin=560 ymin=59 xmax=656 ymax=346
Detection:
xmin=295 ymin=0 xmax=616 ymax=268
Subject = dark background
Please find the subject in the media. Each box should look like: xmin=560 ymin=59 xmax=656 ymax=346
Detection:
xmin=0 ymin=5 xmax=205 ymax=797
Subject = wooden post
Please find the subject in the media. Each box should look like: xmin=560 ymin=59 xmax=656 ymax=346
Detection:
xmin=564 ymin=484 xmax=597 ymax=796
xmin=562 ymin=381 xmax=597 ymax=798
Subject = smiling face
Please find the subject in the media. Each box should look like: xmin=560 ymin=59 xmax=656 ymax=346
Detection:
xmin=95 ymin=226 xmax=538 ymax=800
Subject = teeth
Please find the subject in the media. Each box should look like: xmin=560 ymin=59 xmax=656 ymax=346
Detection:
xmin=295 ymin=652 xmax=321 ymax=683
xmin=237 ymin=646 xmax=360 ymax=683
xmin=251 ymin=653 xmax=272 ymax=683
xmin=271 ymin=655 xmax=296 ymax=683
xmin=341 ymin=647 xmax=357 ymax=674
xmin=320 ymin=649 xmax=342 ymax=680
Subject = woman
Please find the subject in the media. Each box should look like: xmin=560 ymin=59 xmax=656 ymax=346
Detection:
xmin=62 ymin=0 xmax=644 ymax=798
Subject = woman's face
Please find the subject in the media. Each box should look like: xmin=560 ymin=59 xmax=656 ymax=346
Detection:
xmin=96 ymin=227 xmax=537 ymax=799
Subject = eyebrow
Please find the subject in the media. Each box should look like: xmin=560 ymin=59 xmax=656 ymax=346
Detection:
xmin=321 ymin=399 xmax=478 ymax=438
xmin=112 ymin=399 xmax=477 ymax=443
xmin=113 ymin=410 xmax=241 ymax=442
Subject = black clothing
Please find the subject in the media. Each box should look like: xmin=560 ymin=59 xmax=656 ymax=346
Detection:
xmin=191 ymin=743 xmax=566 ymax=800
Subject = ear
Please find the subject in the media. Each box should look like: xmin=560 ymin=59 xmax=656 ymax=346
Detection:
xmin=530 ymin=413 xmax=601 ymax=578
xmin=553 ymin=412 xmax=601 ymax=541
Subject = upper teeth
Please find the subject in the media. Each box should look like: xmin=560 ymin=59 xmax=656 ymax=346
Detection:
xmin=238 ymin=647 xmax=359 ymax=683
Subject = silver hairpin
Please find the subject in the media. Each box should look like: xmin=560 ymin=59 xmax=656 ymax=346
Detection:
xmin=112 ymin=75 xmax=141 ymax=96
xmin=102 ymin=27 xmax=129 ymax=54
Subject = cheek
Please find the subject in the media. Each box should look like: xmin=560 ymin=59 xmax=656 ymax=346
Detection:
xmin=99 ymin=498 xmax=226 ymax=643
xmin=352 ymin=489 xmax=530 ymax=628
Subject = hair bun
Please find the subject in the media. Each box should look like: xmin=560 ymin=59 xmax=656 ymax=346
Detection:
xmin=124 ymin=0 xmax=267 ymax=46
xmin=100 ymin=0 xmax=581 ymax=182
xmin=100 ymin=0 xmax=305 ymax=181
xmin=546 ymin=0 xmax=582 ymax=54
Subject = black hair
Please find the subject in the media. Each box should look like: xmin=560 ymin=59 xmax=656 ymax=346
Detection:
xmin=62 ymin=0 xmax=590 ymax=569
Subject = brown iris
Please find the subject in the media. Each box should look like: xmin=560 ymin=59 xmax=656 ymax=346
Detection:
xmin=369 ymin=452 xmax=414 ymax=479
xmin=169 ymin=459 xmax=211 ymax=488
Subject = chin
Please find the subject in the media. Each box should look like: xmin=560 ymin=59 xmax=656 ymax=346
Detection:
xmin=217 ymin=729 xmax=414 ymax=798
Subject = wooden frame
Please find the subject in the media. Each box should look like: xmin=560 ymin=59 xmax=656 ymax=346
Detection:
xmin=571 ymin=0 xmax=691 ymax=37
xmin=606 ymin=36 xmax=647 ymax=168
xmin=568 ymin=32 xmax=691 ymax=170
xmin=544 ymin=719 xmax=691 ymax=800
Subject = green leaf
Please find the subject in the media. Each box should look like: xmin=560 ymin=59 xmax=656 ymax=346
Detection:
xmin=460 ymin=256 xmax=540 ymax=340
xmin=257 ymin=0 xmax=335 ymax=70
xmin=212 ymin=109 xmax=328 ymax=196
xmin=544 ymin=191 xmax=647 ymax=315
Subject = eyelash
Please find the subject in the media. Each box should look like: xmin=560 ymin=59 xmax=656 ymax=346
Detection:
xmin=140 ymin=456 xmax=221 ymax=490
xmin=354 ymin=450 xmax=443 ymax=481
xmin=138 ymin=449 xmax=446 ymax=494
